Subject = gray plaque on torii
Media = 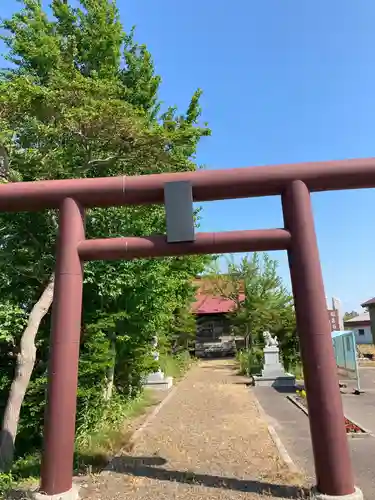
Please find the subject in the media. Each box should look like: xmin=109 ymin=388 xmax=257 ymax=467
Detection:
xmin=164 ymin=181 xmax=195 ymax=243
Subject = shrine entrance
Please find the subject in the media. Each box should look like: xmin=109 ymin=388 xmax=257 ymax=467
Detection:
xmin=1 ymin=157 xmax=374 ymax=498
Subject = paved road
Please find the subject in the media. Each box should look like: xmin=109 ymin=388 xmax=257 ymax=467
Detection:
xmin=358 ymin=366 xmax=375 ymax=392
xmin=342 ymin=367 xmax=375 ymax=434
xmin=254 ymin=378 xmax=375 ymax=499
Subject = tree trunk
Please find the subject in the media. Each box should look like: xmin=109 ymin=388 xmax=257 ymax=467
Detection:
xmin=245 ymin=334 xmax=249 ymax=350
xmin=0 ymin=274 xmax=55 ymax=471
xmin=245 ymin=324 xmax=251 ymax=351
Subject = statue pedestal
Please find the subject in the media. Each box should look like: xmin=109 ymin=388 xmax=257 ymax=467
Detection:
xmin=144 ymin=370 xmax=173 ymax=391
xmin=254 ymin=346 xmax=295 ymax=388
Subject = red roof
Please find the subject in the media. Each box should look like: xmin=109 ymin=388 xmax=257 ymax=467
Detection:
xmin=361 ymin=297 xmax=375 ymax=307
xmin=192 ymin=293 xmax=245 ymax=315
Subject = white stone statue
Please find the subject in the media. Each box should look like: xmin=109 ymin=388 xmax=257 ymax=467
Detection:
xmin=151 ymin=335 xmax=160 ymax=363
xmin=145 ymin=335 xmax=173 ymax=389
xmin=254 ymin=330 xmax=295 ymax=388
xmin=263 ymin=330 xmax=278 ymax=348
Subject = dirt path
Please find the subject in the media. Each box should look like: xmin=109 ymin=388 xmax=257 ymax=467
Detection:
xmin=80 ymin=359 xmax=307 ymax=499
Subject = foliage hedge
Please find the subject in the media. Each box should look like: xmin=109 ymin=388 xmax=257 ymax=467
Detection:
xmin=0 ymin=0 xmax=209 ymax=486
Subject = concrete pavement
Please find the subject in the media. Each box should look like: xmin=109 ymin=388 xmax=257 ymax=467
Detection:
xmin=342 ymin=367 xmax=375 ymax=435
xmin=254 ymin=369 xmax=375 ymax=498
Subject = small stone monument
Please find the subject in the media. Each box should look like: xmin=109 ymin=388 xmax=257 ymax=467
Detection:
xmin=144 ymin=336 xmax=173 ymax=390
xmin=254 ymin=331 xmax=295 ymax=388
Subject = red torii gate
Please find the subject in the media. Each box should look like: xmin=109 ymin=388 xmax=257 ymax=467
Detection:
xmin=2 ymin=157 xmax=373 ymax=499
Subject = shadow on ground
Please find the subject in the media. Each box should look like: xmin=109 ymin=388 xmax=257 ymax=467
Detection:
xmin=3 ymin=447 xmax=128 ymax=481
xmin=109 ymin=455 xmax=310 ymax=499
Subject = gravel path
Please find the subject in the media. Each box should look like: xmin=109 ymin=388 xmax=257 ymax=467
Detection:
xmin=80 ymin=359 xmax=307 ymax=499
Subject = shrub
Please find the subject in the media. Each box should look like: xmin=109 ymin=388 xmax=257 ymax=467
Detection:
xmin=0 ymin=472 xmax=14 ymax=497
xmin=159 ymin=351 xmax=194 ymax=379
xmin=236 ymin=348 xmax=263 ymax=376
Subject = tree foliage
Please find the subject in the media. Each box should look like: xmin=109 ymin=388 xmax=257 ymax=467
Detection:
xmin=343 ymin=311 xmax=359 ymax=322
xmin=0 ymin=0 xmax=210 ymax=469
xmin=208 ymin=253 xmax=298 ymax=368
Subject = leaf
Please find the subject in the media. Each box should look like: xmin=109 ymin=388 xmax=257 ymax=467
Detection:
xmin=0 ymin=0 xmax=212 ymax=459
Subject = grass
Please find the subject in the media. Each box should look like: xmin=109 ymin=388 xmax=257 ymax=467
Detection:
xmin=74 ymin=389 xmax=157 ymax=474
xmin=0 ymin=353 xmax=195 ymax=498
xmin=159 ymin=351 xmax=196 ymax=380
xmin=76 ymin=352 xmax=195 ymax=471
xmin=0 ymin=472 xmax=15 ymax=499
xmin=75 ymin=352 xmax=195 ymax=474
xmin=0 ymin=456 xmax=40 ymax=498
xmin=0 ymin=390 xmax=158 ymax=497
xmin=288 ymin=362 xmax=303 ymax=379
xmin=236 ymin=349 xmax=263 ymax=377
xmin=357 ymin=344 xmax=375 ymax=366
xmin=236 ymin=349 xmax=304 ymax=381
xmin=358 ymin=343 xmax=375 ymax=355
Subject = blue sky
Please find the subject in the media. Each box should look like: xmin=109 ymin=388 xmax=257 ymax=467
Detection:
xmin=2 ymin=1 xmax=375 ymax=312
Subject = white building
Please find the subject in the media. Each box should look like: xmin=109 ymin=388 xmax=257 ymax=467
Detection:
xmin=344 ymin=312 xmax=372 ymax=344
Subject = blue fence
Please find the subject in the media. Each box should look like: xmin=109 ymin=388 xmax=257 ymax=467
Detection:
xmin=331 ymin=330 xmax=360 ymax=391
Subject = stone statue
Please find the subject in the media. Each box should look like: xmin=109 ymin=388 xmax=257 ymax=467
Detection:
xmin=144 ymin=335 xmax=173 ymax=389
xmin=151 ymin=335 xmax=159 ymax=362
xmin=254 ymin=330 xmax=295 ymax=388
xmin=263 ymin=330 xmax=278 ymax=347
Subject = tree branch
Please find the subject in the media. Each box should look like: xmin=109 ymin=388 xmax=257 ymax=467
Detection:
xmin=0 ymin=274 xmax=55 ymax=471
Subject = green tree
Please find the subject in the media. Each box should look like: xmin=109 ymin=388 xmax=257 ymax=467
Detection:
xmin=343 ymin=311 xmax=359 ymax=322
xmin=207 ymin=253 xmax=296 ymax=352
xmin=0 ymin=0 xmax=210 ymax=470
xmin=169 ymin=306 xmax=197 ymax=352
